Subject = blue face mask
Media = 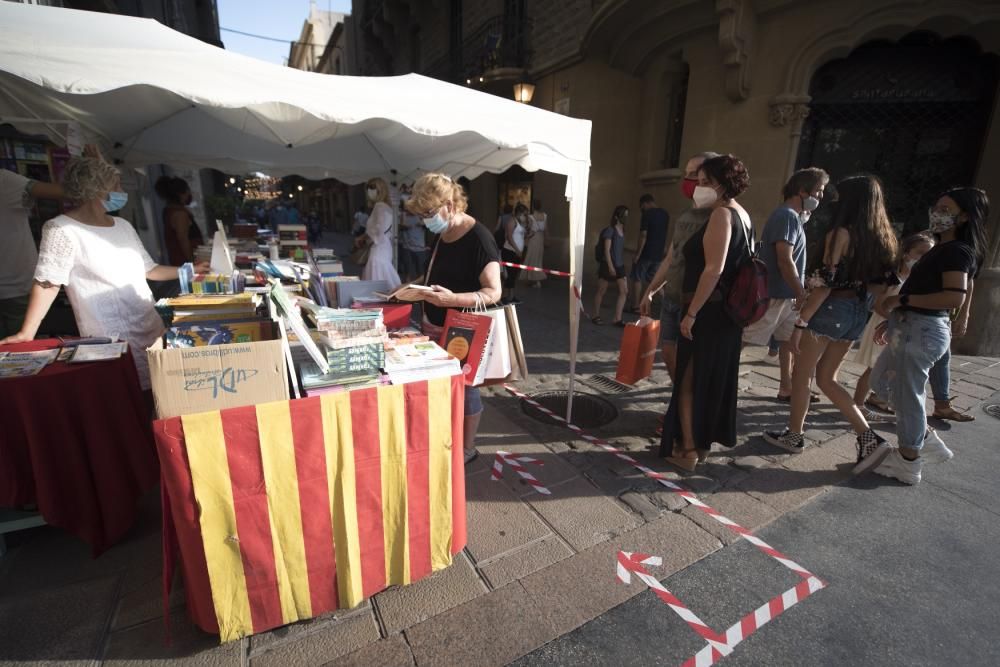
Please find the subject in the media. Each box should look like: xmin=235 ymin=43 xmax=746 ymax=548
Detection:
xmin=423 ymin=213 xmax=448 ymax=235
xmin=103 ymin=191 xmax=128 ymax=212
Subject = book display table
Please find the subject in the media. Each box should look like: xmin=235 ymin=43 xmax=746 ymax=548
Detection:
xmin=153 ymin=374 xmax=467 ymax=641
xmin=0 ymin=340 xmax=158 ymax=554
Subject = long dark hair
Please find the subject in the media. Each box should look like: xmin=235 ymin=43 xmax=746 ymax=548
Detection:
xmin=827 ymin=175 xmax=898 ymax=282
xmin=154 ymin=175 xmax=190 ymax=204
xmin=610 ymin=205 xmax=628 ymax=226
xmin=940 ymin=187 xmax=989 ymax=270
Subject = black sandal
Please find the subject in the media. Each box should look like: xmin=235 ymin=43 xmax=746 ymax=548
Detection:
xmin=592 ymin=316 xmax=605 ymax=325
xmin=613 ymin=320 xmax=628 ymax=328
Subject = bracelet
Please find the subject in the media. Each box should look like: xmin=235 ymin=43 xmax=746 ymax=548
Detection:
xmin=795 ymin=318 xmax=809 ymax=328
xmin=794 ymin=324 xmax=809 ymax=330
xmin=684 ymin=312 xmax=697 ymax=321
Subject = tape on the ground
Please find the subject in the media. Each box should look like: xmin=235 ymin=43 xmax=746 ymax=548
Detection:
xmin=491 ymin=450 xmax=551 ymax=495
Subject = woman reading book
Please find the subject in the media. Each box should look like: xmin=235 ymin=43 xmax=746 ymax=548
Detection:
xmin=1 ymin=157 xmax=207 ymax=401
xmin=394 ymin=173 xmax=502 ymax=464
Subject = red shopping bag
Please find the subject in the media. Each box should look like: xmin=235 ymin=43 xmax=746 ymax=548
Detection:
xmin=615 ymin=317 xmax=660 ymax=385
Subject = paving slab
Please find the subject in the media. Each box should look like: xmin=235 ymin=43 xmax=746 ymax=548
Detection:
xmin=404 ymin=582 xmax=553 ymax=667
xmin=0 ymin=574 xmax=119 ymax=663
xmin=476 ymin=535 xmax=575 ymax=589
xmin=373 ymin=551 xmax=488 ymax=633
xmin=736 ymin=465 xmax=835 ymax=515
xmin=950 ymin=380 xmax=995 ymax=399
xmin=113 ymin=570 xmax=185 ymax=631
xmin=103 ymin=610 xmax=243 ymax=666
xmin=332 ymin=633 xmax=415 ymax=667
xmin=464 ymin=469 xmax=553 ymax=563
xmin=679 ymin=488 xmax=781 ymax=545
xmin=248 ymin=607 xmax=378 ymax=667
xmin=524 ymin=475 xmax=639 ymax=551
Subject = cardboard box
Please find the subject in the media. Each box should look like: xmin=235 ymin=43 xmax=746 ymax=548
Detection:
xmin=148 ymin=339 xmax=289 ymax=419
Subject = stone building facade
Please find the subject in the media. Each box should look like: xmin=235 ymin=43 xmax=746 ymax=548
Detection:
xmin=352 ymin=0 xmax=1000 ymax=353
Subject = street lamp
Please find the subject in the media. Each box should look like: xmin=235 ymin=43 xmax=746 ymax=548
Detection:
xmin=229 ymin=176 xmax=236 ymax=184
xmin=297 ymin=185 xmax=303 ymax=191
xmin=513 ymin=81 xmax=535 ymax=104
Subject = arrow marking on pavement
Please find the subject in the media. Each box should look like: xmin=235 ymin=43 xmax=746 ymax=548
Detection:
xmin=491 ymin=450 xmax=551 ymax=495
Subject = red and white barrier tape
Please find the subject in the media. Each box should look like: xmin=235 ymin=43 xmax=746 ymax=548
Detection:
xmin=500 ymin=261 xmax=573 ymax=278
xmin=491 ymin=450 xmax=551 ymax=495
xmin=504 ymin=383 xmax=827 ymax=665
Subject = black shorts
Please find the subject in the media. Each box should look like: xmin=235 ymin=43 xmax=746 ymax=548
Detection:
xmin=598 ymin=263 xmax=625 ymax=281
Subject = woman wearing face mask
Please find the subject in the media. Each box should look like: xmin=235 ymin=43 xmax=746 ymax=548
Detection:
xmin=1 ymin=157 xmax=205 ymax=394
xmin=660 ymin=155 xmax=752 ymax=470
xmin=501 ymin=203 xmax=531 ymax=304
xmin=592 ymin=205 xmax=629 ymax=326
xmin=867 ymin=188 xmax=988 ymax=485
xmin=360 ymin=177 xmax=402 ymax=290
xmin=851 ymin=232 xmax=935 ymax=419
xmin=155 ymin=175 xmax=203 ymax=266
xmin=397 ymin=173 xmax=502 ymax=465
xmin=763 ymin=175 xmax=898 ymax=466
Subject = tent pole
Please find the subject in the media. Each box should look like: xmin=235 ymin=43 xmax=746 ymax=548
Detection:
xmin=566 ymin=278 xmax=578 ymax=423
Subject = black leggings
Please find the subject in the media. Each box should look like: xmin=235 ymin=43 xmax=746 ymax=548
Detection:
xmin=501 ymin=248 xmax=521 ymax=288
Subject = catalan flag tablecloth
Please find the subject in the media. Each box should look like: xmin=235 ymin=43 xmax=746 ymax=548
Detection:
xmin=153 ymin=375 xmax=466 ymax=641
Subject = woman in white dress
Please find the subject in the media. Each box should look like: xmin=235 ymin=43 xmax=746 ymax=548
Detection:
xmin=360 ymin=177 xmax=401 ymax=290
xmin=1 ymin=157 xmax=206 ymax=393
xmin=520 ymin=200 xmax=547 ymax=287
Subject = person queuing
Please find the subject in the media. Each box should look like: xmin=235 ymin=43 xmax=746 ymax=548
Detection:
xmin=520 ymin=199 xmax=547 ymax=288
xmin=359 ymin=177 xmax=401 ymax=290
xmin=0 ymin=157 xmax=207 ymax=399
xmin=396 ymin=173 xmax=502 ymax=465
xmin=867 ymin=187 xmax=988 ymax=485
xmin=626 ymin=194 xmax=669 ymax=314
xmin=501 ymin=203 xmax=531 ymax=305
xmin=155 ymin=175 xmax=204 ymax=266
xmin=743 ymin=168 xmax=830 ymax=403
xmin=763 ymin=176 xmax=899 ymax=471
xmin=640 ymin=152 xmax=719 ymax=382
xmin=592 ymin=205 xmax=629 ymax=326
xmin=398 ymin=196 xmax=428 ymax=282
xmin=661 ymin=154 xmax=752 ymax=471
xmin=851 ymin=232 xmax=935 ymax=420
xmin=925 ymin=269 xmax=978 ymax=422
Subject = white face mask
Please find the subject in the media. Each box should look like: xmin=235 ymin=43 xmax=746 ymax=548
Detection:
xmin=692 ymin=185 xmax=718 ymax=209
xmin=802 ymin=195 xmax=820 ymax=212
xmin=928 ymin=209 xmax=958 ymax=234
xmin=366 ymin=187 xmax=378 ymax=200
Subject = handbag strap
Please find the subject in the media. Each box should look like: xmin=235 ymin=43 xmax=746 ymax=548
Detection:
xmin=424 ymin=238 xmax=441 ymax=287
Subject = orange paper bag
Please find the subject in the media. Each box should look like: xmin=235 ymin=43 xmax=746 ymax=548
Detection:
xmin=615 ymin=316 xmax=660 ymax=385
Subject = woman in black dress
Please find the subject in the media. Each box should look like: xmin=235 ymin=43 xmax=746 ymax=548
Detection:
xmin=660 ymin=155 xmax=752 ymax=470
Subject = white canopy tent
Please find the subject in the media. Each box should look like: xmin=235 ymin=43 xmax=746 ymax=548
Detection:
xmin=0 ymin=2 xmax=592 ymax=419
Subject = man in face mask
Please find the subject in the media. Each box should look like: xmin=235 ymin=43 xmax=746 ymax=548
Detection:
xmin=639 ymin=151 xmax=720 ymax=382
xmin=742 ymin=167 xmax=829 ymax=400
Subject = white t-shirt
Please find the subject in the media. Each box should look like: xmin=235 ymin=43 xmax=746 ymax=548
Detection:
xmin=34 ymin=214 xmax=166 ymax=389
xmin=531 ymin=212 xmax=547 ymax=234
xmin=504 ymin=218 xmax=527 ymax=254
xmin=0 ymin=169 xmax=39 ymax=300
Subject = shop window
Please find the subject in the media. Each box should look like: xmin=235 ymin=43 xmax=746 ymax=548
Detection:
xmin=796 ymin=33 xmax=999 ymax=235
xmin=662 ymin=63 xmax=689 ymax=170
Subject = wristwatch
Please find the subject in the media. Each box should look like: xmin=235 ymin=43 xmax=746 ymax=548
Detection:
xmin=899 ymin=294 xmax=910 ymax=307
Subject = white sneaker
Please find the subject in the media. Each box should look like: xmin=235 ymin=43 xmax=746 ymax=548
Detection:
xmin=874 ymin=448 xmax=922 ymax=485
xmin=921 ymin=429 xmax=954 ymax=464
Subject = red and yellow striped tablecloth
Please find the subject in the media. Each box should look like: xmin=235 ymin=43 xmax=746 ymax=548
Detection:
xmin=154 ymin=375 xmax=466 ymax=642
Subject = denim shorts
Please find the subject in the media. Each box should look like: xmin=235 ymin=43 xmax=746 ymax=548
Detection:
xmin=630 ymin=259 xmax=659 ymax=284
xmin=808 ymin=296 xmax=871 ymax=342
xmin=659 ymin=298 xmax=682 ymax=344
xmin=464 ymin=385 xmax=483 ymax=416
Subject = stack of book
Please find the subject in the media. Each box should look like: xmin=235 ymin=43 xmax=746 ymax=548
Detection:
xmin=278 ymin=223 xmax=308 ymax=259
xmin=156 ymin=293 xmax=275 ymax=348
xmin=297 ymin=358 xmax=389 ymax=396
xmin=300 ymin=305 xmax=385 ymax=340
xmin=382 ymin=342 xmax=461 ymax=385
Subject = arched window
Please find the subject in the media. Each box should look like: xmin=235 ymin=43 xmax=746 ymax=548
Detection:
xmin=796 ymin=33 xmax=999 ymax=234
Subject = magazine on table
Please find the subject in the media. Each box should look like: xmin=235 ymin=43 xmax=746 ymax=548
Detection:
xmin=0 ymin=349 xmax=59 ymax=378
xmin=69 ymin=341 xmax=129 ymax=363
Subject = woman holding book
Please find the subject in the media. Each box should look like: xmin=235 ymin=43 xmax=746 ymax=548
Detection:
xmin=0 ymin=157 xmax=205 ymax=393
xmin=397 ymin=173 xmax=502 ymax=464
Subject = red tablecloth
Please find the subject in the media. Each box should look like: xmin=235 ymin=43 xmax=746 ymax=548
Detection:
xmin=0 ymin=340 xmax=159 ymax=554
xmin=154 ymin=374 xmax=467 ymax=640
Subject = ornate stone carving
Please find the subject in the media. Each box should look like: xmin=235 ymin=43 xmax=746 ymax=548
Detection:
xmin=768 ymin=94 xmax=812 ymax=127
xmin=716 ymin=0 xmax=755 ymax=102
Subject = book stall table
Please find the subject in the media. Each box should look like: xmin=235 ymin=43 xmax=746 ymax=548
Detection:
xmin=0 ymin=340 xmax=158 ymax=554
xmin=153 ymin=373 xmax=467 ymax=641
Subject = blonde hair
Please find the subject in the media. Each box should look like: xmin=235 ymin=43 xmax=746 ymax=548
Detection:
xmin=366 ymin=177 xmax=391 ymax=205
xmin=61 ymin=157 xmax=119 ymax=203
xmin=406 ymin=173 xmax=468 ymax=216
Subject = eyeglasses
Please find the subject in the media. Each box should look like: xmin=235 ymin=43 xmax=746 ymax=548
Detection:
xmin=412 ymin=203 xmax=444 ymax=219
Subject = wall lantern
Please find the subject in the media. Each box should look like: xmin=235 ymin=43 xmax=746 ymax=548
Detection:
xmin=513 ymin=81 xmax=535 ymax=104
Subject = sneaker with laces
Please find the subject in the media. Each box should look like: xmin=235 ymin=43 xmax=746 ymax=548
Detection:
xmin=859 ymin=405 xmax=892 ymax=423
xmin=921 ymin=428 xmax=953 ymax=464
xmin=852 ymin=429 xmax=891 ymax=474
xmin=874 ymin=448 xmax=922 ymax=485
xmin=762 ymin=429 xmax=805 ymax=453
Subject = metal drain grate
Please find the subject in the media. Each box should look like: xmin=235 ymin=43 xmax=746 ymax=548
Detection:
xmin=984 ymin=404 xmax=1000 ymax=420
xmin=520 ymin=390 xmax=619 ymax=428
xmin=582 ymin=374 xmax=635 ymax=395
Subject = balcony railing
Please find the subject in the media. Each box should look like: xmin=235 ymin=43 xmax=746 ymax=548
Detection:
xmin=424 ymin=14 xmax=533 ymax=84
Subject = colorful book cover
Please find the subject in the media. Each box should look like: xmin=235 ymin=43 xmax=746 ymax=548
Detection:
xmin=166 ymin=319 xmax=275 ymax=348
xmin=439 ymin=311 xmax=493 ymax=386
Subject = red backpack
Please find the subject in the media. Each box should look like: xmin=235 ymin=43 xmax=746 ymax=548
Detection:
xmin=723 ymin=208 xmax=769 ymax=327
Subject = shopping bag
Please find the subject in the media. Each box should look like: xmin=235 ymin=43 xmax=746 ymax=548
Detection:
xmin=615 ymin=316 xmax=660 ymax=385
xmin=439 ymin=309 xmax=494 ymax=386
xmin=480 ymin=303 xmax=528 ymax=386
xmin=479 ymin=306 xmax=512 ymax=380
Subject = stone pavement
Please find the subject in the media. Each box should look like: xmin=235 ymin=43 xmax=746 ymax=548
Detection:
xmin=2 ymin=262 xmax=999 ymax=666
